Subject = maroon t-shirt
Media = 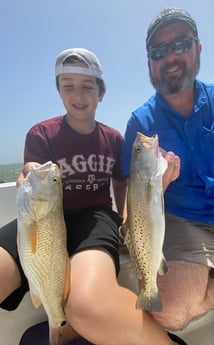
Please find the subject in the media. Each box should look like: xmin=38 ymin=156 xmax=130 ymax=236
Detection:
xmin=24 ymin=116 xmax=125 ymax=210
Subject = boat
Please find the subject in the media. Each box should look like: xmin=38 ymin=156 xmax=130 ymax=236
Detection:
xmin=0 ymin=182 xmax=213 ymax=345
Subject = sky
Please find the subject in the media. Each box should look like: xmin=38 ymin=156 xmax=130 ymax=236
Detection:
xmin=1 ymin=0 xmax=214 ymax=164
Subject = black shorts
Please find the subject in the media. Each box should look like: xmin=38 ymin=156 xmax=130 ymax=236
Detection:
xmin=0 ymin=207 xmax=122 ymax=311
xmin=19 ymin=321 xmax=93 ymax=345
xmin=19 ymin=321 xmax=187 ymax=345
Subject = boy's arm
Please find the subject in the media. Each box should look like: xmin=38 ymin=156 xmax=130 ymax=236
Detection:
xmin=111 ymin=178 xmax=127 ymax=221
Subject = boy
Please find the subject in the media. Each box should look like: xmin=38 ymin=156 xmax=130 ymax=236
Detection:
xmin=1 ymin=47 xmax=185 ymax=345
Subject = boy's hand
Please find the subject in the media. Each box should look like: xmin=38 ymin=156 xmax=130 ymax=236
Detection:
xmin=16 ymin=162 xmax=41 ymax=188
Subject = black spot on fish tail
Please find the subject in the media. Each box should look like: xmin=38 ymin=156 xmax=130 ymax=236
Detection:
xmin=135 ymin=290 xmax=163 ymax=311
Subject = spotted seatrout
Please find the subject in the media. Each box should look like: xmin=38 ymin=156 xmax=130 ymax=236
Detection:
xmin=16 ymin=161 xmax=70 ymax=345
xmin=125 ymin=132 xmax=168 ymax=311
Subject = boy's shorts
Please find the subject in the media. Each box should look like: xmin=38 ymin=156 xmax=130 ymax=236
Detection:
xmin=0 ymin=207 xmax=122 ymax=311
xmin=18 ymin=321 xmax=187 ymax=345
xmin=164 ymin=212 xmax=214 ymax=272
xmin=19 ymin=321 xmax=93 ymax=345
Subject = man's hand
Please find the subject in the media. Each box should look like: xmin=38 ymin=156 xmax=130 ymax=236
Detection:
xmin=160 ymin=150 xmax=180 ymax=191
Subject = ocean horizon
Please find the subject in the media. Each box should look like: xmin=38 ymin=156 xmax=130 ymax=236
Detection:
xmin=0 ymin=163 xmax=23 ymax=183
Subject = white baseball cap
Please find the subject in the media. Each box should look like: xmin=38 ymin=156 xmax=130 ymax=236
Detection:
xmin=55 ymin=47 xmax=103 ymax=80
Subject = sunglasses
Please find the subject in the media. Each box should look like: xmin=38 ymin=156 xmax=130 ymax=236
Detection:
xmin=148 ymin=36 xmax=198 ymax=61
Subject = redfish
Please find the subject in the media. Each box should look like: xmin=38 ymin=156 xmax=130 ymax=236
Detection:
xmin=16 ymin=161 xmax=70 ymax=345
xmin=125 ymin=132 xmax=168 ymax=311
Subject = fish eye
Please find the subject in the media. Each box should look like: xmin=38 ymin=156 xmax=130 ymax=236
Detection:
xmin=135 ymin=146 xmax=141 ymax=153
xmin=53 ymin=177 xmax=58 ymax=182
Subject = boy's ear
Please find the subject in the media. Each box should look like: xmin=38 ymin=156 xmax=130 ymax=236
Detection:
xmin=98 ymin=92 xmax=105 ymax=102
xmin=98 ymin=86 xmax=106 ymax=102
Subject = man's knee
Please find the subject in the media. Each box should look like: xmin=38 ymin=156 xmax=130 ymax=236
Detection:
xmin=152 ymin=261 xmax=212 ymax=330
xmin=151 ymin=307 xmax=190 ymax=331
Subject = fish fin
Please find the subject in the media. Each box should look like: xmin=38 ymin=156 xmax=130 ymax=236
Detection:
xmin=124 ymin=229 xmax=130 ymax=248
xmin=17 ymin=230 xmax=20 ymax=251
xmin=63 ymin=257 xmax=70 ymax=303
xmin=147 ymin=183 xmax=154 ymax=203
xmin=157 ymin=154 xmax=168 ymax=176
xmin=136 ymin=289 xmax=162 ymax=311
xmin=49 ymin=323 xmax=78 ymax=345
xmin=161 ymin=191 xmax=165 ymax=214
xmin=29 ymin=223 xmax=37 ymax=254
xmin=158 ymin=256 xmax=168 ymax=275
xmin=124 ymin=231 xmax=135 ymax=264
xmin=30 ymin=289 xmax=42 ymax=308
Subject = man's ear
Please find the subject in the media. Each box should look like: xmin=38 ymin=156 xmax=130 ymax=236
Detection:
xmin=197 ymin=41 xmax=202 ymax=55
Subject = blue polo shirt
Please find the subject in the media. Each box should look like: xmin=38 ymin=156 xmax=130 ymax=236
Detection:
xmin=121 ymin=80 xmax=214 ymax=223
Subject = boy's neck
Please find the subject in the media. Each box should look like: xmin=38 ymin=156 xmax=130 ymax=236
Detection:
xmin=66 ymin=115 xmax=96 ymax=134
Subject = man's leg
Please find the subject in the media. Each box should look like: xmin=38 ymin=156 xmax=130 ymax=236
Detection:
xmin=150 ymin=261 xmax=214 ymax=330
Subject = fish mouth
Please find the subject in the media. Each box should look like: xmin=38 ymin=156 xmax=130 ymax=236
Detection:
xmin=32 ymin=162 xmax=60 ymax=181
xmin=137 ymin=132 xmax=158 ymax=148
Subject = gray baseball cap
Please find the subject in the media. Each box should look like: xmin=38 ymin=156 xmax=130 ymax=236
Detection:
xmin=55 ymin=48 xmax=103 ymax=80
xmin=146 ymin=7 xmax=198 ymax=48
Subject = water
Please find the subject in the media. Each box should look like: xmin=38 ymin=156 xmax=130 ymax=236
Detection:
xmin=0 ymin=163 xmax=23 ymax=183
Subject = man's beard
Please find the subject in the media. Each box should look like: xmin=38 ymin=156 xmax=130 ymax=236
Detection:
xmin=149 ymin=55 xmax=200 ymax=94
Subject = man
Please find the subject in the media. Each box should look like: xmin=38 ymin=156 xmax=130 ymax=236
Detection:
xmin=121 ymin=7 xmax=214 ymax=331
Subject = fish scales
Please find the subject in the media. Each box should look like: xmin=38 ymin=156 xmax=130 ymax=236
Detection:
xmin=17 ymin=161 xmax=70 ymax=345
xmin=125 ymin=132 xmax=168 ymax=311
xmin=20 ymin=209 xmax=67 ymax=324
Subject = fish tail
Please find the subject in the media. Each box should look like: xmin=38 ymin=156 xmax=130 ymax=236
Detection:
xmin=136 ymin=289 xmax=162 ymax=312
xmin=49 ymin=322 xmax=79 ymax=345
